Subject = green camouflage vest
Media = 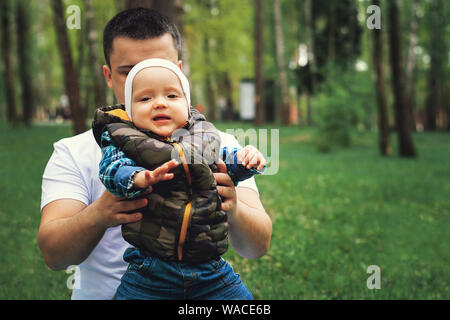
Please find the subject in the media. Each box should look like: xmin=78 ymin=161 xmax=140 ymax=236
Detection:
xmin=92 ymin=104 xmax=228 ymax=262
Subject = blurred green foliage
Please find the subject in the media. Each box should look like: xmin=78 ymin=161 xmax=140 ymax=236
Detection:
xmin=312 ymin=65 xmax=376 ymax=152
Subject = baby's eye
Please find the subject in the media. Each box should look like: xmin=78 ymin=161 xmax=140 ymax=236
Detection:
xmin=168 ymin=94 xmax=178 ymax=99
xmin=141 ymin=97 xmax=150 ymax=102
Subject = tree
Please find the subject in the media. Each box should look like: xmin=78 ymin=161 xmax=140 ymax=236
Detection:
xmin=51 ymin=0 xmax=86 ymax=134
xmin=273 ymin=0 xmax=290 ymax=125
xmin=424 ymin=0 xmax=447 ymax=131
xmin=312 ymin=0 xmax=362 ymax=70
xmin=1 ymin=0 xmax=17 ymax=127
xmin=85 ymin=0 xmax=106 ymax=108
xmin=387 ymin=0 xmax=416 ymax=157
xmin=220 ymin=72 xmax=234 ymax=121
xmin=204 ymin=37 xmax=217 ymax=121
xmin=16 ymin=0 xmax=35 ymax=126
xmin=327 ymin=0 xmax=336 ymax=61
xmin=304 ymin=0 xmax=317 ymax=125
xmin=125 ymin=0 xmax=153 ymax=9
xmin=371 ymin=0 xmax=390 ymax=156
xmin=404 ymin=0 xmax=420 ymax=131
xmin=254 ymin=0 xmax=264 ymax=125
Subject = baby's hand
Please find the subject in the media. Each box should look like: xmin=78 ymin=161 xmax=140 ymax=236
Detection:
xmin=237 ymin=145 xmax=266 ymax=171
xmin=133 ymin=159 xmax=179 ymax=189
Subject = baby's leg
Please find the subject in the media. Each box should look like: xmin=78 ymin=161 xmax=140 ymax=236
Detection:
xmin=182 ymin=258 xmax=253 ymax=300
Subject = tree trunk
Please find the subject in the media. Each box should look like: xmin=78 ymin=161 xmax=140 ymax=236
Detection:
xmin=405 ymin=0 xmax=420 ymax=131
xmin=372 ymin=0 xmax=390 ymax=156
xmin=348 ymin=0 xmax=356 ymax=57
xmin=204 ymin=38 xmax=216 ymax=121
xmin=153 ymin=0 xmax=184 ymax=37
xmin=16 ymin=0 xmax=35 ymax=126
xmin=327 ymin=0 xmax=336 ymax=62
xmin=425 ymin=62 xmax=438 ymax=131
xmin=86 ymin=0 xmax=106 ymax=108
xmin=1 ymin=0 xmax=17 ymax=127
xmin=273 ymin=0 xmax=290 ymax=125
xmin=221 ymin=73 xmax=234 ymax=122
xmin=387 ymin=0 xmax=416 ymax=157
xmin=254 ymin=0 xmax=265 ymax=125
xmin=424 ymin=0 xmax=446 ymax=131
xmin=304 ymin=0 xmax=316 ymax=126
xmin=126 ymin=0 xmax=153 ymax=9
xmin=51 ymin=0 xmax=86 ymax=134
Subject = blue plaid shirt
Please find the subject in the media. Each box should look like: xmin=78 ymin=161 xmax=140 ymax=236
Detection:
xmin=99 ymin=131 xmax=264 ymax=198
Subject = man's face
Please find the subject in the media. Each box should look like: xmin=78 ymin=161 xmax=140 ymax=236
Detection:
xmin=103 ymin=33 xmax=180 ymax=104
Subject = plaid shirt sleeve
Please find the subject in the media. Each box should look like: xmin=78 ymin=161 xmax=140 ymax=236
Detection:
xmin=219 ymin=146 xmax=265 ymax=186
xmin=99 ymin=131 xmax=147 ymax=198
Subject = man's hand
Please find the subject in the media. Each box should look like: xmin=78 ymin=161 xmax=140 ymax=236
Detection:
xmin=90 ymin=191 xmax=148 ymax=229
xmin=134 ymin=159 xmax=179 ymax=189
xmin=213 ymin=160 xmax=272 ymax=259
xmin=214 ymin=160 xmax=237 ymax=215
xmin=38 ymin=190 xmax=153 ymax=270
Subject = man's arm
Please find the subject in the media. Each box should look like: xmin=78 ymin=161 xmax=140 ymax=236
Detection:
xmin=214 ymin=162 xmax=272 ymax=259
xmin=38 ymin=192 xmax=147 ymax=271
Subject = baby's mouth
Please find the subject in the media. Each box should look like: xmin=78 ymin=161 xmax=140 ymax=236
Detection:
xmin=152 ymin=115 xmax=171 ymax=122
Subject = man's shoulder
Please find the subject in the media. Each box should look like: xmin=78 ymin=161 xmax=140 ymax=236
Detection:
xmin=217 ymin=130 xmax=241 ymax=148
xmin=53 ymin=129 xmax=99 ymax=161
xmin=56 ymin=129 xmax=96 ymax=148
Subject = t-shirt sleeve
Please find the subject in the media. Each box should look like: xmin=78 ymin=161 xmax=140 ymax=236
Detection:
xmin=40 ymin=140 xmax=89 ymax=211
xmin=219 ymin=132 xmax=259 ymax=194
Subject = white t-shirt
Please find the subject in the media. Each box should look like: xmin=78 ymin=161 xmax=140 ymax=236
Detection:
xmin=40 ymin=129 xmax=258 ymax=300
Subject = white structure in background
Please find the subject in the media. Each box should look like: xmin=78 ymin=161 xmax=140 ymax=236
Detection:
xmin=60 ymin=94 xmax=69 ymax=108
xmin=298 ymin=44 xmax=308 ymax=67
xmin=355 ymin=59 xmax=368 ymax=71
xmin=239 ymin=80 xmax=255 ymax=120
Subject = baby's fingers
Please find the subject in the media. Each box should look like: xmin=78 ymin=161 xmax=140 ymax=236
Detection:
xmin=158 ymin=172 xmax=175 ymax=181
xmin=149 ymin=160 xmax=178 ymax=184
xmin=246 ymin=152 xmax=260 ymax=169
xmin=152 ymin=160 xmax=178 ymax=176
xmin=256 ymin=157 xmax=266 ymax=171
xmin=237 ymin=148 xmax=248 ymax=164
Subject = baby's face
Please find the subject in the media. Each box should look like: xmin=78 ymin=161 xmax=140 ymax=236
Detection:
xmin=131 ymin=67 xmax=189 ymax=137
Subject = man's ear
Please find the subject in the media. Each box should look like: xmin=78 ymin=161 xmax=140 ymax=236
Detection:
xmin=103 ymin=65 xmax=113 ymax=89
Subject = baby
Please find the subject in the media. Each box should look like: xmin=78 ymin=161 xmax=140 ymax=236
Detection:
xmin=92 ymin=58 xmax=265 ymax=300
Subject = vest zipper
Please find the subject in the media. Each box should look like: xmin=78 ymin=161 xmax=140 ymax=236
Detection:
xmin=177 ymin=202 xmax=192 ymax=261
xmin=172 ymin=142 xmax=192 ymax=261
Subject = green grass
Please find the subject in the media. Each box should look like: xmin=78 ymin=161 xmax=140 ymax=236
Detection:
xmin=0 ymin=122 xmax=449 ymax=299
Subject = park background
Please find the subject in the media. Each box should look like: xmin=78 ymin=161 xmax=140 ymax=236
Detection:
xmin=0 ymin=0 xmax=449 ymax=299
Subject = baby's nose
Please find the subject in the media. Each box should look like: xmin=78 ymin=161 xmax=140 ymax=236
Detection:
xmin=153 ymin=96 xmax=168 ymax=108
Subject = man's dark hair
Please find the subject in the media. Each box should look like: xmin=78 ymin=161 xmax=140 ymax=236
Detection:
xmin=103 ymin=7 xmax=182 ymax=67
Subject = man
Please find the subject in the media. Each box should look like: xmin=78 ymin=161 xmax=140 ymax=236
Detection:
xmin=38 ymin=8 xmax=272 ymax=300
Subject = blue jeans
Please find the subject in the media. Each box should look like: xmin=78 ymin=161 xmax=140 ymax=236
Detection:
xmin=113 ymin=247 xmax=253 ymax=300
